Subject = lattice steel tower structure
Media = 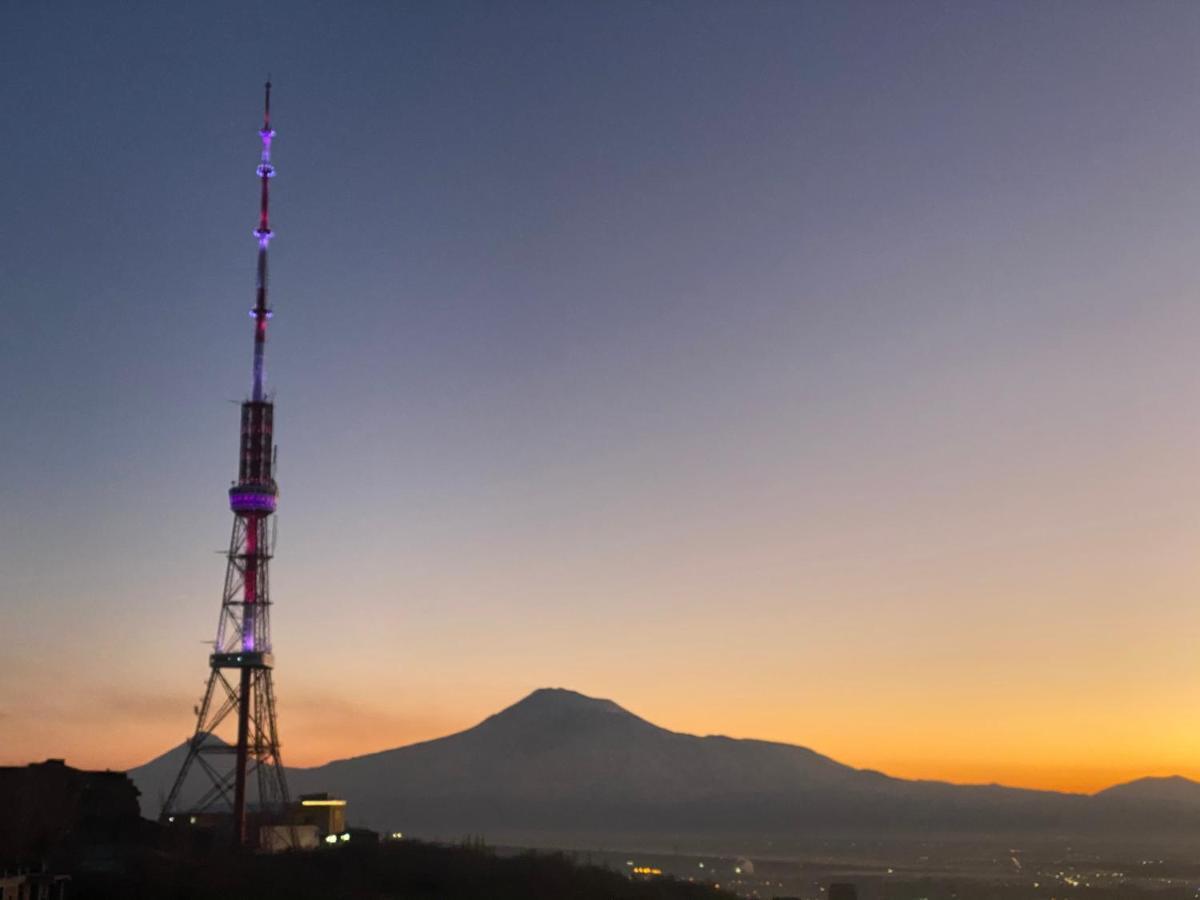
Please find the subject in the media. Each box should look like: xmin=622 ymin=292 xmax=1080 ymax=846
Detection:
xmin=162 ymin=83 xmax=290 ymax=847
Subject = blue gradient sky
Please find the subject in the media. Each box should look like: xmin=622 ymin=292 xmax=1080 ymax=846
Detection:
xmin=4 ymin=1 xmax=1200 ymax=791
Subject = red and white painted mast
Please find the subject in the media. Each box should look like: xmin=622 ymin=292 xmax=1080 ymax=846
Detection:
xmin=162 ymin=82 xmax=292 ymax=849
xmin=230 ymin=78 xmax=278 ymax=846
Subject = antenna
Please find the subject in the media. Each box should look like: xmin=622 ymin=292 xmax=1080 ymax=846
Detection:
xmin=251 ymin=79 xmax=276 ymax=404
xmin=162 ymin=83 xmax=292 ymax=850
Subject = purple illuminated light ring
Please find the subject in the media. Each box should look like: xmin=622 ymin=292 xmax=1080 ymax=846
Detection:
xmin=229 ymin=491 xmax=277 ymax=513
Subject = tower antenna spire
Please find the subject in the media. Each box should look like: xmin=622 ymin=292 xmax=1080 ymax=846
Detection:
xmin=252 ymin=78 xmax=276 ymax=403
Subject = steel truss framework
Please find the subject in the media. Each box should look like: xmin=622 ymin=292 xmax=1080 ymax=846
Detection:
xmin=161 ymin=83 xmax=291 ymax=848
xmin=161 ymin=514 xmax=290 ymax=827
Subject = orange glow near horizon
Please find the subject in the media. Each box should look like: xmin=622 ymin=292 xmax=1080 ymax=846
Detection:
xmin=8 ymin=473 xmax=1200 ymax=796
xmin=2 ymin=721 xmax=1193 ymax=797
xmin=7 ymin=465 xmax=1200 ymax=795
xmin=5 ymin=663 xmax=1200 ymax=796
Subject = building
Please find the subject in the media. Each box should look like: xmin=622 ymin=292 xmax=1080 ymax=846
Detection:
xmin=0 ymin=760 xmax=140 ymax=864
xmin=244 ymin=793 xmax=351 ymax=852
xmin=0 ymin=868 xmax=70 ymax=900
xmin=290 ymin=794 xmax=347 ymax=837
xmin=259 ymin=825 xmax=320 ymax=853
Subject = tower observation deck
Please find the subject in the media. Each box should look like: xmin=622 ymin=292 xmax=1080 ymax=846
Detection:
xmin=162 ymin=83 xmax=291 ymax=848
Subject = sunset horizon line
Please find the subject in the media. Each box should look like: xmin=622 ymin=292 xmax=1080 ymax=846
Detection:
xmin=15 ymin=685 xmax=1194 ymax=799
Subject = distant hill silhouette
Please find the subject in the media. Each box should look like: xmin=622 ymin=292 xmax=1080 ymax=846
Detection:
xmin=129 ymin=688 xmax=1200 ymax=842
xmin=1094 ymin=775 xmax=1200 ymax=802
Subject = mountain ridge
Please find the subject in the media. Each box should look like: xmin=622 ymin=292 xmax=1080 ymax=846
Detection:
xmin=128 ymin=688 xmax=1200 ymax=840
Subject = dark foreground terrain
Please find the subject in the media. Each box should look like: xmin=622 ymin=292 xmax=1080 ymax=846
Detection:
xmin=1 ymin=757 xmax=729 ymax=900
xmin=70 ymin=840 xmax=732 ymax=900
xmin=568 ymin=836 xmax=1200 ymax=900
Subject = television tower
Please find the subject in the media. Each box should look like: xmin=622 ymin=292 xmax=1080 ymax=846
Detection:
xmin=162 ymin=82 xmax=290 ymax=847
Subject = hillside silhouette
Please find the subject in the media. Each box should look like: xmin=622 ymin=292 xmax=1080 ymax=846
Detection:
xmin=132 ymin=688 xmax=1200 ymax=842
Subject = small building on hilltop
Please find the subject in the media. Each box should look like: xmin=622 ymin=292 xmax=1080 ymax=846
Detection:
xmin=291 ymin=793 xmax=347 ymax=837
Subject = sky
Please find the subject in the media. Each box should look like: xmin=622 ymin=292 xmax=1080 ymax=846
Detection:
xmin=3 ymin=0 xmax=1200 ymax=795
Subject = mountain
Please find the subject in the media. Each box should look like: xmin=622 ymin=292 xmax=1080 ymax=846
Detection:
xmin=129 ymin=689 xmax=1200 ymax=841
xmin=1094 ymin=775 xmax=1200 ymax=809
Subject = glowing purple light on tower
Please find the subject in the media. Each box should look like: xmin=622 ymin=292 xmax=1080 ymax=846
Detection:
xmin=162 ymin=82 xmax=292 ymax=850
